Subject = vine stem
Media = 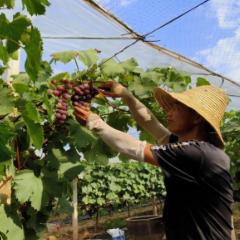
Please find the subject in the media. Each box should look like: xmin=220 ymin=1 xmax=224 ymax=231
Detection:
xmin=74 ymin=58 xmax=80 ymax=72
xmin=0 ymin=35 xmax=23 ymax=48
xmin=16 ymin=141 xmax=21 ymax=168
xmin=0 ymin=176 xmax=12 ymax=190
xmin=95 ymin=96 xmax=130 ymax=113
xmin=0 ymin=149 xmax=36 ymax=190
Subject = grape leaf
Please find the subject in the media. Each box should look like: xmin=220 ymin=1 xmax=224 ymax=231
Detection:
xmin=196 ymin=77 xmax=210 ymax=87
xmin=0 ymin=0 xmax=15 ymax=8
xmin=0 ymin=232 xmax=7 ymax=240
xmin=24 ymin=27 xmax=42 ymax=82
xmin=107 ymin=111 xmax=131 ymax=132
xmin=22 ymin=114 xmax=44 ymax=150
xmin=21 ymin=0 xmax=51 ymax=16
xmin=56 ymin=195 xmax=74 ymax=213
xmin=47 ymin=146 xmax=80 ymax=170
xmin=0 ymin=86 xmax=14 ymax=115
xmin=0 ymin=204 xmax=24 ymax=240
xmin=50 ymin=50 xmax=78 ymax=64
xmin=25 ymin=101 xmax=41 ymax=123
xmin=0 ymin=41 xmax=9 ymax=65
xmin=0 ymin=66 xmax=8 ymax=75
xmin=141 ymin=71 xmax=163 ymax=85
xmin=13 ymin=169 xmax=63 ymax=211
xmin=78 ymin=49 xmax=99 ymax=67
xmin=26 ymin=206 xmax=48 ymax=232
xmin=42 ymin=92 xmax=54 ymax=124
xmin=59 ymin=161 xmax=84 ymax=181
xmin=0 ymin=124 xmax=15 ymax=163
xmin=119 ymin=58 xmax=138 ymax=72
xmin=10 ymin=50 xmax=19 ymax=60
xmin=67 ymin=119 xmax=97 ymax=149
xmin=106 ymin=192 xmax=118 ymax=200
xmin=84 ymin=139 xmax=117 ymax=165
xmin=165 ymin=70 xmax=188 ymax=92
xmin=128 ymin=76 xmax=156 ymax=99
xmin=0 ymin=13 xmax=31 ymax=53
xmin=139 ymin=128 xmax=156 ymax=144
xmin=12 ymin=73 xmax=31 ymax=94
xmin=99 ymin=58 xmax=125 ymax=77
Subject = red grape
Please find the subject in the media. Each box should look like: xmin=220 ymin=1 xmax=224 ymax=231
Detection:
xmin=47 ymin=88 xmax=53 ymax=94
xmin=53 ymin=90 xmax=60 ymax=96
xmin=51 ymin=79 xmax=57 ymax=85
xmin=61 ymin=115 xmax=67 ymax=120
xmin=48 ymin=79 xmax=99 ymax=125
xmin=86 ymin=94 xmax=92 ymax=99
xmin=55 ymin=113 xmax=61 ymax=118
xmin=84 ymin=89 xmax=90 ymax=94
xmin=57 ymin=85 xmax=64 ymax=91
xmin=62 ymin=93 xmax=69 ymax=99
xmin=66 ymin=84 xmax=72 ymax=89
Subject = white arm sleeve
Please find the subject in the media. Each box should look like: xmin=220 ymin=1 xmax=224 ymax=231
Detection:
xmin=86 ymin=114 xmax=146 ymax=162
xmin=122 ymin=90 xmax=171 ymax=143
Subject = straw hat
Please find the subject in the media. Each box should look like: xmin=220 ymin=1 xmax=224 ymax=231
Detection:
xmin=153 ymin=85 xmax=228 ymax=149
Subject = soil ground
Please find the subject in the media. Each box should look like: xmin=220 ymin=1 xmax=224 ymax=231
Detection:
xmin=40 ymin=203 xmax=240 ymax=240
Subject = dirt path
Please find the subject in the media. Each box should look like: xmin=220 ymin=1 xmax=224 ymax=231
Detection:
xmin=40 ymin=205 xmax=156 ymax=240
xmin=41 ymin=203 xmax=240 ymax=240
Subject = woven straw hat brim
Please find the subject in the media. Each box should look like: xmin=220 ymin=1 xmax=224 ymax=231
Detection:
xmin=153 ymin=86 xmax=227 ymax=149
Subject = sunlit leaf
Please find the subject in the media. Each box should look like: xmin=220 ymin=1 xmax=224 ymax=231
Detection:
xmin=24 ymin=27 xmax=42 ymax=82
xmin=13 ymin=169 xmax=63 ymax=211
xmin=0 ymin=205 xmax=24 ymax=240
xmin=99 ymin=58 xmax=124 ymax=77
xmin=67 ymin=119 xmax=97 ymax=149
xmin=78 ymin=49 xmax=99 ymax=67
xmin=196 ymin=77 xmax=210 ymax=87
xmin=0 ymin=86 xmax=14 ymax=115
xmin=0 ymin=0 xmax=15 ymax=8
xmin=21 ymin=0 xmax=51 ymax=16
xmin=22 ymin=114 xmax=44 ymax=150
xmin=50 ymin=50 xmax=78 ymax=64
xmin=0 ymin=13 xmax=31 ymax=53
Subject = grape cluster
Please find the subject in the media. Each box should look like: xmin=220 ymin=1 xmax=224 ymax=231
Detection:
xmin=71 ymin=85 xmax=98 ymax=111
xmin=47 ymin=79 xmax=98 ymax=125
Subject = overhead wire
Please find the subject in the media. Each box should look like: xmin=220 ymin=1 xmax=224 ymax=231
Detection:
xmin=94 ymin=0 xmax=211 ymax=69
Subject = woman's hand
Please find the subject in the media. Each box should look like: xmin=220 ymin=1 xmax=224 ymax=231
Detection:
xmin=98 ymin=81 xmax=128 ymax=98
xmin=73 ymin=107 xmax=93 ymax=126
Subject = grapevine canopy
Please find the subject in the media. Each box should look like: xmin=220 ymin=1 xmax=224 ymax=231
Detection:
xmin=2 ymin=0 xmax=240 ymax=110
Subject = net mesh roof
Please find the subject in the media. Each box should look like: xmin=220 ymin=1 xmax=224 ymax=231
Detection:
xmin=2 ymin=0 xmax=240 ymax=110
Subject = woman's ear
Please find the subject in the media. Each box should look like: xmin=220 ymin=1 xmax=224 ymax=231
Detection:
xmin=193 ymin=113 xmax=205 ymax=125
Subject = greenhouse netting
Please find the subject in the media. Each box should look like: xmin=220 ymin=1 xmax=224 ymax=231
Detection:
xmin=2 ymin=0 xmax=240 ymax=110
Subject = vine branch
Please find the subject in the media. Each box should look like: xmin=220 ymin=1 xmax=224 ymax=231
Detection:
xmin=95 ymin=96 xmax=130 ymax=113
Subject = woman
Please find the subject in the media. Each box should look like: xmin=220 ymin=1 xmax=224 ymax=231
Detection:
xmin=74 ymin=81 xmax=233 ymax=240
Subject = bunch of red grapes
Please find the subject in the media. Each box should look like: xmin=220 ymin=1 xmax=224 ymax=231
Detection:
xmin=47 ymin=79 xmax=98 ymax=125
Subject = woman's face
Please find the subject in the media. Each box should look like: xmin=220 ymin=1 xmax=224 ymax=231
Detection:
xmin=166 ymin=101 xmax=199 ymax=136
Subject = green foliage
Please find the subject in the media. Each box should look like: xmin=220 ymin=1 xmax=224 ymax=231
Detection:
xmin=2 ymin=1 xmax=238 ymax=238
xmin=21 ymin=0 xmax=51 ymax=16
xmin=222 ymin=110 xmax=240 ymax=200
xmin=78 ymin=161 xmax=166 ymax=218
xmin=0 ymin=204 xmax=24 ymax=240
xmin=196 ymin=77 xmax=210 ymax=86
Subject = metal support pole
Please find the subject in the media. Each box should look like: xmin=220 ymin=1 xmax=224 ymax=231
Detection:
xmin=2 ymin=49 xmax=20 ymax=84
xmin=72 ymin=178 xmax=78 ymax=240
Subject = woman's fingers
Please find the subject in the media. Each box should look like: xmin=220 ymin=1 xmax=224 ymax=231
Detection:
xmin=97 ymin=81 xmax=124 ymax=98
xmin=73 ymin=107 xmax=91 ymax=125
xmin=97 ymin=81 xmax=116 ymax=97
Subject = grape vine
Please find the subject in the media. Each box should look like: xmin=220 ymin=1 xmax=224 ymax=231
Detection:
xmin=0 ymin=1 xmax=239 ymax=240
